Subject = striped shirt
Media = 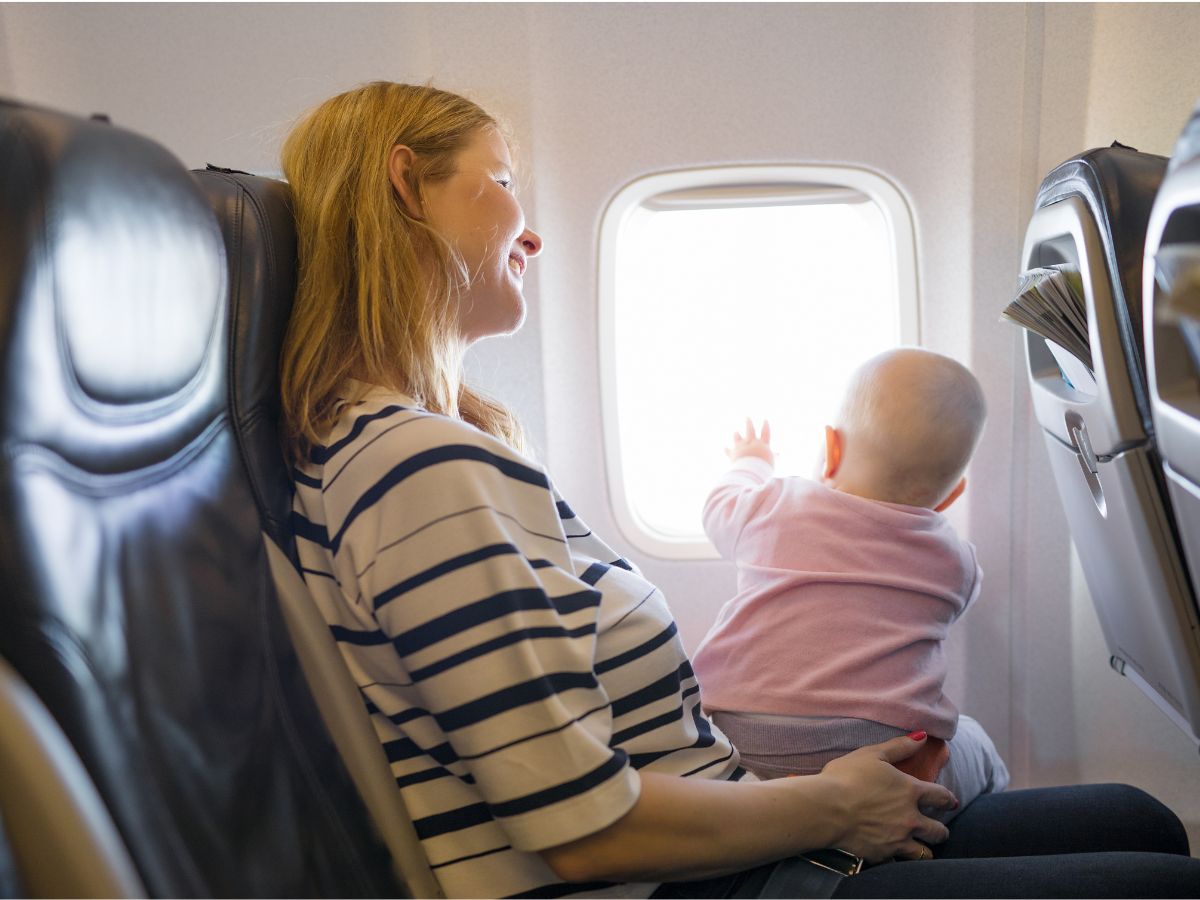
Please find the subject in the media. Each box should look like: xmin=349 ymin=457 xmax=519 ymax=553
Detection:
xmin=292 ymin=383 xmax=742 ymax=899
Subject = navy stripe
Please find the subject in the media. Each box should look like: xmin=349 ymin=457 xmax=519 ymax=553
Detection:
xmin=681 ymin=747 xmax=738 ymax=778
xmin=437 ymin=671 xmax=599 ymax=732
xmin=301 ymin=567 xmax=338 ymax=582
xmin=384 ymin=738 xmax=459 ymax=767
xmin=293 ymin=469 xmax=322 ymax=488
xmin=393 ymin=588 xmax=556 ymax=657
xmin=489 ymin=751 xmax=628 ymax=818
xmin=689 ymin=690 xmax=715 ymax=744
xmin=413 ymin=801 xmax=492 ymax=841
xmin=410 ymin=623 xmax=597 ymax=682
xmin=375 ymin=543 xmax=522 ymax=611
xmin=595 ymin=622 xmax=678 ymax=675
xmin=610 ymin=557 xmax=633 ymax=572
xmin=627 ymin=702 xmax=719 ymax=770
xmin=365 ymin=507 xmax=567 ymax=581
xmin=509 ymin=880 xmax=618 ymax=898
xmin=555 ymin=500 xmax=575 ymax=519
xmin=457 ymin=700 xmax=611 ymax=762
xmin=530 ymin=558 xmax=556 ymax=569
xmin=291 ymin=511 xmax=330 ymax=547
xmin=396 ymin=766 xmax=474 ymax=789
xmin=330 ymin=625 xmax=390 ymax=646
xmin=330 ymin=444 xmax=550 ymax=553
xmin=388 ymin=706 xmax=430 ymax=726
xmin=610 ymin=662 xmax=689 ymax=718
xmin=430 ymin=844 xmax=511 ymax=870
xmin=579 ymin=562 xmax=608 ymax=586
xmin=611 ymin=706 xmax=683 ymax=745
xmin=552 ymin=587 xmax=602 ymax=616
xmin=324 ymin=415 xmax=427 ymax=492
xmin=311 ymin=404 xmax=410 ymax=465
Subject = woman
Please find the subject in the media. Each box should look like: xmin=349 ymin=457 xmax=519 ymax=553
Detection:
xmin=280 ymin=81 xmax=1199 ymax=899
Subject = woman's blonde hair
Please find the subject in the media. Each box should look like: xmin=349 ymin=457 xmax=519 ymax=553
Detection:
xmin=280 ymin=81 xmax=525 ymax=463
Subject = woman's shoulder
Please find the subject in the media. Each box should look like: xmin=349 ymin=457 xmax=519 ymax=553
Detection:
xmin=311 ymin=385 xmax=546 ymax=493
xmin=326 ymin=385 xmax=513 ymax=454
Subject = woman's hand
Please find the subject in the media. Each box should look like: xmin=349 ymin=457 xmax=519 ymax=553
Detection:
xmin=815 ymin=733 xmax=958 ymax=863
xmin=727 ymin=418 xmax=775 ymax=467
xmin=541 ymin=734 xmax=958 ymax=884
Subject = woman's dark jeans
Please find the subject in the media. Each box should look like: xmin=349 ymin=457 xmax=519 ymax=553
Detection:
xmin=836 ymin=784 xmax=1196 ymax=897
xmin=653 ymin=784 xmax=1200 ymax=898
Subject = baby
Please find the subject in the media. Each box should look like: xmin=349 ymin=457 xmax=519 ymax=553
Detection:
xmin=693 ymin=347 xmax=1009 ymax=819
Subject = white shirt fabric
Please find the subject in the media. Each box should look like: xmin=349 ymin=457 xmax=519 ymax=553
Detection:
xmin=292 ymin=383 xmax=742 ymax=899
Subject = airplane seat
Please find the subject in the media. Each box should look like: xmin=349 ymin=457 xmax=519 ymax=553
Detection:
xmin=0 ymin=98 xmax=402 ymax=896
xmin=191 ymin=167 xmax=444 ymax=899
xmin=1145 ymin=103 xmax=1200 ymax=730
xmin=0 ymin=656 xmax=142 ymax=898
xmin=1019 ymin=143 xmax=1200 ymax=744
xmin=0 ymin=814 xmax=18 ymax=900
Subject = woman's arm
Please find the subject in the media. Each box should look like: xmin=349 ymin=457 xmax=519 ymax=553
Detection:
xmin=541 ymin=733 xmax=957 ymax=883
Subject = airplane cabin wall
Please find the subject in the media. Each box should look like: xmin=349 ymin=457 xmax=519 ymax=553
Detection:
xmin=1 ymin=0 xmax=1199 ymax=848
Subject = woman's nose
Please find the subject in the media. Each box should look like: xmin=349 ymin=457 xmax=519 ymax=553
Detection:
xmin=520 ymin=227 xmax=543 ymax=257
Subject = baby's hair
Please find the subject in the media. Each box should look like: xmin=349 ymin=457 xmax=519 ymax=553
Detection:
xmin=836 ymin=348 xmax=986 ymax=508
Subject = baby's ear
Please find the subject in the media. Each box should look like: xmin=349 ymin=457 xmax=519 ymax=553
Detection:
xmin=823 ymin=426 xmax=843 ymax=480
xmin=934 ymin=477 xmax=967 ymax=512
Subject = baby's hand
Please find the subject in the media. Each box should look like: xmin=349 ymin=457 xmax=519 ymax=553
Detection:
xmin=727 ymin=418 xmax=775 ymax=467
xmin=893 ymin=736 xmax=950 ymax=784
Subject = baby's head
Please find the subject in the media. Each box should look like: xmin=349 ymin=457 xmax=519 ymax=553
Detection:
xmin=822 ymin=348 xmax=986 ymax=510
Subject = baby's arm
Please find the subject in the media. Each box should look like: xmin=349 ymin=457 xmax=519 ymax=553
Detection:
xmin=702 ymin=419 xmax=777 ymax=558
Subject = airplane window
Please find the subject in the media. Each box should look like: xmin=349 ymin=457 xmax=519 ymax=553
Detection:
xmin=599 ymin=166 xmax=918 ymax=558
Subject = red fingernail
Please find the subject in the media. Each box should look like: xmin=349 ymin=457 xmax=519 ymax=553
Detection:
xmin=907 ymin=730 xmax=927 ymax=741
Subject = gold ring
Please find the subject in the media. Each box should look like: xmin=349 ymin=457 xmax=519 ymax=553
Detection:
xmin=917 ymin=846 xmax=932 ymax=860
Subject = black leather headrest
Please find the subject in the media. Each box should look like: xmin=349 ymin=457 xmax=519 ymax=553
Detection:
xmin=192 ymin=167 xmax=298 ymax=556
xmin=1035 ymin=145 xmax=1168 ymax=430
xmin=0 ymin=97 xmax=226 ymax=472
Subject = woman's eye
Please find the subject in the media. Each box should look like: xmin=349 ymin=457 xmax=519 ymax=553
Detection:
xmin=497 ymin=179 xmax=513 ymax=191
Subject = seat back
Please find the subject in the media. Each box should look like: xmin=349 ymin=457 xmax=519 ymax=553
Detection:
xmin=1020 ymin=144 xmax=1200 ymax=743
xmin=0 ymin=809 xmax=21 ymax=900
xmin=0 ymin=99 xmax=400 ymax=896
xmin=191 ymin=167 xmax=444 ymax=898
xmin=0 ymin=657 xmax=142 ymax=898
xmin=1145 ymin=105 xmax=1200 ymax=702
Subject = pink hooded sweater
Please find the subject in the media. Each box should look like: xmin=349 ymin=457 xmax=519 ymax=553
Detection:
xmin=693 ymin=457 xmax=981 ymax=740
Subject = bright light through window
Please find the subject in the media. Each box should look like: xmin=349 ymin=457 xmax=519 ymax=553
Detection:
xmin=599 ymin=167 xmax=918 ymax=557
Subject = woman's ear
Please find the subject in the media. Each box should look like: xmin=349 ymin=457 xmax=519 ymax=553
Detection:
xmin=387 ymin=144 xmax=422 ymax=217
xmin=934 ymin=477 xmax=967 ymax=512
xmin=823 ymin=425 xmax=843 ymax=480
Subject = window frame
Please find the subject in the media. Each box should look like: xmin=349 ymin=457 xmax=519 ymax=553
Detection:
xmin=597 ymin=164 xmax=921 ymax=559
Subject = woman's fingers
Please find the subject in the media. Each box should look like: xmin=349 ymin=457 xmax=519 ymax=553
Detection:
xmin=873 ymin=731 xmax=929 ymax=765
xmin=909 ymin=810 xmax=951 ymax=846
xmin=897 ymin=842 xmax=935 ymax=862
xmin=916 ymin=778 xmax=958 ymax=817
xmin=761 ymin=419 xmax=771 ymax=444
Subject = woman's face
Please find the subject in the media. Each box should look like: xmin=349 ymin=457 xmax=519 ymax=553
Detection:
xmin=422 ymin=127 xmax=543 ymax=345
